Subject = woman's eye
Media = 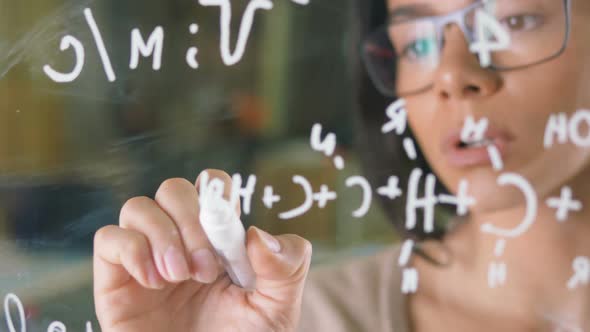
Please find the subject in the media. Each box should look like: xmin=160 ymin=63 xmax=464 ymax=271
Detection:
xmin=401 ymin=38 xmax=437 ymax=61
xmin=500 ymin=14 xmax=543 ymax=32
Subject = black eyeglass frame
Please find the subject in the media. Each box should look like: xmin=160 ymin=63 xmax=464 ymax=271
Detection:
xmin=361 ymin=0 xmax=572 ymax=98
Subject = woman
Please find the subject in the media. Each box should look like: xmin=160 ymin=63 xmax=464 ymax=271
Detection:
xmin=93 ymin=0 xmax=590 ymax=330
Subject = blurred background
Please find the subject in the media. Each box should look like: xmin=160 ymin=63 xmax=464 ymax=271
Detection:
xmin=0 ymin=0 xmax=399 ymax=329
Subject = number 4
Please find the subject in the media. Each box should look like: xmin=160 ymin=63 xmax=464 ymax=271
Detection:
xmin=469 ymin=9 xmax=511 ymax=68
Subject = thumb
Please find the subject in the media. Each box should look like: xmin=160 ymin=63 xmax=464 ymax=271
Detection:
xmin=246 ymin=226 xmax=312 ymax=316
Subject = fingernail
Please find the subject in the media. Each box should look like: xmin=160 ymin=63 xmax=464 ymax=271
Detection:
xmin=191 ymin=248 xmax=218 ymax=283
xmin=163 ymin=245 xmax=190 ymax=281
xmin=255 ymin=227 xmax=281 ymax=253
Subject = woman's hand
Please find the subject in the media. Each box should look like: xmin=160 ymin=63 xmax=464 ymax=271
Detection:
xmin=93 ymin=169 xmax=312 ymax=332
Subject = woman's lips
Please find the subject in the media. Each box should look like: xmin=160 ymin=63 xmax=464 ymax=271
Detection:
xmin=441 ymin=126 xmax=513 ymax=168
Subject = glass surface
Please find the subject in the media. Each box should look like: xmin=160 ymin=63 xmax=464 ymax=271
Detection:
xmin=1 ymin=0 xmax=590 ymax=331
xmin=0 ymin=0 xmax=398 ymax=329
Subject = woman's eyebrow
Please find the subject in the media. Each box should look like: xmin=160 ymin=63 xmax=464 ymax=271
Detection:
xmin=388 ymin=3 xmax=436 ymax=23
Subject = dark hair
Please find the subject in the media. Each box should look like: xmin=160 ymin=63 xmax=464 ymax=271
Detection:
xmin=353 ymin=0 xmax=457 ymax=241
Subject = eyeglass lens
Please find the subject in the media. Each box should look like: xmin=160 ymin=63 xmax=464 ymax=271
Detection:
xmin=364 ymin=0 xmax=568 ymax=96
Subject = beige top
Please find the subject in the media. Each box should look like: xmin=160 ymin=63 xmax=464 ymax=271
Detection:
xmin=297 ymin=244 xmax=410 ymax=332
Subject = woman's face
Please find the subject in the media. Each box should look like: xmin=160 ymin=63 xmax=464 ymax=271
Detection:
xmin=387 ymin=0 xmax=590 ymax=213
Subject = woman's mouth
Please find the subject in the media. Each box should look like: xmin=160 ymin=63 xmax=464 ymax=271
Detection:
xmin=442 ymin=126 xmax=513 ymax=168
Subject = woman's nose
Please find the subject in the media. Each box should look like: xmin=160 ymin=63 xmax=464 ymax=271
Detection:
xmin=433 ymin=24 xmax=502 ymax=100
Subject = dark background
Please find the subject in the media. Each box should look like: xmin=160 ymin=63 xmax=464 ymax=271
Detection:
xmin=0 ymin=0 xmax=399 ymax=329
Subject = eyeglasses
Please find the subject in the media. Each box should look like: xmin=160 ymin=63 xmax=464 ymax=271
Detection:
xmin=361 ymin=0 xmax=572 ymax=97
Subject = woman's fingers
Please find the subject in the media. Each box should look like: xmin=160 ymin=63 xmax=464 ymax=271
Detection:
xmin=97 ymin=170 xmax=234 ymax=290
xmin=98 ymin=169 xmax=292 ymax=294
xmin=94 ymin=225 xmax=165 ymax=292
xmin=119 ymin=196 xmax=192 ymax=283
xmin=246 ymin=226 xmax=313 ymax=324
xmin=154 ymin=177 xmax=221 ymax=283
xmin=95 ymin=170 xmax=313 ymax=332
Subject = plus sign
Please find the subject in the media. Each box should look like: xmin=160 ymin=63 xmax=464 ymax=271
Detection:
xmin=312 ymin=185 xmax=337 ymax=208
xmin=438 ymin=179 xmax=476 ymax=216
xmin=262 ymin=186 xmax=281 ymax=209
xmin=377 ymin=176 xmax=403 ymax=200
xmin=546 ymin=186 xmax=583 ymax=222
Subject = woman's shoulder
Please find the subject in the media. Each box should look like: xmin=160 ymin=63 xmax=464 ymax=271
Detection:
xmin=297 ymin=244 xmax=410 ymax=332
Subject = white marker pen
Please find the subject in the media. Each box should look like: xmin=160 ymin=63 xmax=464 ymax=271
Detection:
xmin=199 ymin=176 xmax=256 ymax=290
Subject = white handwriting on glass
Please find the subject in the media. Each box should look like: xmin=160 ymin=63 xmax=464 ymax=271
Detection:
xmin=4 ymin=293 xmax=94 ymax=332
xmin=43 ymin=0 xmax=309 ymax=83
xmin=544 ymin=109 xmax=590 ymax=148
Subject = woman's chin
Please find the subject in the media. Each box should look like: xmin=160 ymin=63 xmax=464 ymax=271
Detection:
xmin=467 ymin=194 xmax=524 ymax=216
xmin=445 ymin=173 xmax=530 ymax=216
